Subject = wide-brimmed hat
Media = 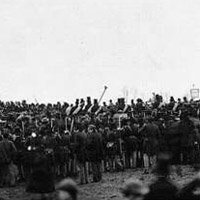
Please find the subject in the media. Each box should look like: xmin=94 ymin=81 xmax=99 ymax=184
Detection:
xmin=41 ymin=117 xmax=49 ymax=123
xmin=88 ymin=124 xmax=96 ymax=129
xmin=121 ymin=179 xmax=149 ymax=197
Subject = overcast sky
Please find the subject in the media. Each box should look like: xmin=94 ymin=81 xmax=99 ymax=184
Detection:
xmin=0 ymin=0 xmax=200 ymax=103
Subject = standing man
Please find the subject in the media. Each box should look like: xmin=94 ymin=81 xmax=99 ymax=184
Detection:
xmin=105 ymin=126 xmax=116 ymax=172
xmin=75 ymin=126 xmax=89 ymax=184
xmin=142 ymin=117 xmax=160 ymax=174
xmin=0 ymin=131 xmax=17 ymax=187
xmin=87 ymin=125 xmax=103 ymax=182
xmin=179 ymin=110 xmax=195 ymax=164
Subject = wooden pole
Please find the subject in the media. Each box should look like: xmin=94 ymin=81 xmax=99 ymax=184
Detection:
xmin=98 ymin=86 xmax=108 ymax=105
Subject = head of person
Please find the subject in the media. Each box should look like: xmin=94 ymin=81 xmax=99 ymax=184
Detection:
xmin=56 ymin=178 xmax=78 ymax=200
xmin=88 ymin=124 xmax=96 ymax=134
xmin=3 ymin=132 xmax=9 ymax=139
xmin=104 ymin=126 xmax=110 ymax=132
xmin=158 ymin=118 xmax=165 ymax=124
xmin=180 ymin=109 xmax=189 ymax=120
xmin=121 ymin=179 xmax=149 ymax=200
xmin=147 ymin=116 xmax=154 ymax=123
xmin=98 ymin=125 xmax=104 ymax=133
xmin=154 ymin=153 xmax=172 ymax=177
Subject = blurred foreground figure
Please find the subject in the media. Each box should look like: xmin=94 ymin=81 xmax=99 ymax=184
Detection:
xmin=26 ymin=154 xmax=55 ymax=200
xmin=145 ymin=153 xmax=178 ymax=200
xmin=0 ymin=132 xmax=17 ymax=187
xmin=178 ymin=172 xmax=200 ymax=200
xmin=56 ymin=178 xmax=78 ymax=200
xmin=121 ymin=179 xmax=149 ymax=200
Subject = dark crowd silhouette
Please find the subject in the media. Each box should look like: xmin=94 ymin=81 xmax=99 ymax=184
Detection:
xmin=0 ymin=94 xmax=200 ymax=200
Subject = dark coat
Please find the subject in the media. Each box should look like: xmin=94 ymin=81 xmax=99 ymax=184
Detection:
xmin=178 ymin=118 xmax=195 ymax=148
xmin=87 ymin=131 xmax=103 ymax=162
xmin=105 ymin=131 xmax=117 ymax=158
xmin=54 ymin=134 xmax=70 ymax=164
xmin=123 ymin=125 xmax=138 ymax=153
xmin=75 ymin=131 xmax=87 ymax=163
xmin=0 ymin=139 xmax=17 ymax=164
xmin=26 ymin=155 xmax=55 ymax=194
xmin=26 ymin=168 xmax=55 ymax=194
xmin=145 ymin=177 xmax=178 ymax=200
xmin=143 ymin=122 xmax=160 ymax=156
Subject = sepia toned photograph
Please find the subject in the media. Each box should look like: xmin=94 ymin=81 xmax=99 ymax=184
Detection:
xmin=0 ymin=0 xmax=200 ymax=200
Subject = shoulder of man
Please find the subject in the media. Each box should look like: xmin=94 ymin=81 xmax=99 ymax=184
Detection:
xmin=0 ymin=140 xmax=3 ymax=148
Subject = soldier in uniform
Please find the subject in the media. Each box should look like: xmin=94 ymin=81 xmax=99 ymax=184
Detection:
xmin=86 ymin=125 xmax=103 ymax=182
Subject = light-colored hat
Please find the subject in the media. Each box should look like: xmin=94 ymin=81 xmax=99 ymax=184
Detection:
xmin=41 ymin=117 xmax=49 ymax=123
xmin=56 ymin=178 xmax=78 ymax=194
xmin=88 ymin=124 xmax=96 ymax=129
xmin=121 ymin=179 xmax=149 ymax=197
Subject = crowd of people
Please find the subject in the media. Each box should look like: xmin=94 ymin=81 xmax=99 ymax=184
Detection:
xmin=18 ymin=153 xmax=200 ymax=200
xmin=0 ymin=94 xmax=200 ymax=199
xmin=23 ymin=154 xmax=200 ymax=200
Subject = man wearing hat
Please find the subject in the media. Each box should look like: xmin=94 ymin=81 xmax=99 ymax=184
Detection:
xmin=56 ymin=178 xmax=78 ymax=200
xmin=121 ymin=179 xmax=149 ymax=200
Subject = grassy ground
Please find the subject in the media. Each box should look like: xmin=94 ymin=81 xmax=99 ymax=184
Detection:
xmin=0 ymin=166 xmax=198 ymax=200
